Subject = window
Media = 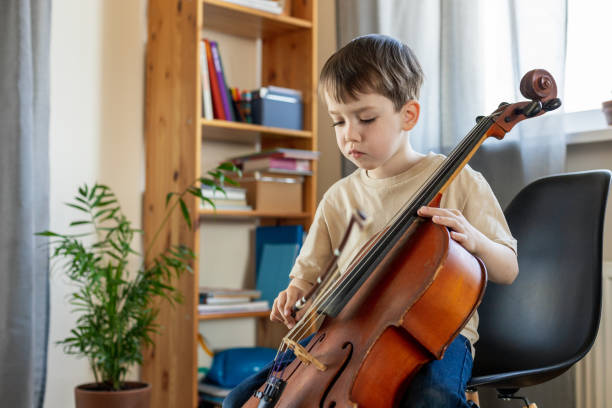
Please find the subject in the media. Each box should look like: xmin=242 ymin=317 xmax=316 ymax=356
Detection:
xmin=564 ymin=0 xmax=612 ymax=112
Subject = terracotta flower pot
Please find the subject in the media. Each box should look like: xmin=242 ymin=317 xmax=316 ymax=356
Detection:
xmin=603 ymin=100 xmax=612 ymax=126
xmin=75 ymin=382 xmax=151 ymax=408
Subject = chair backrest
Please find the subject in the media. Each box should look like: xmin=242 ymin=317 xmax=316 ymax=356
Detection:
xmin=472 ymin=170 xmax=611 ymax=384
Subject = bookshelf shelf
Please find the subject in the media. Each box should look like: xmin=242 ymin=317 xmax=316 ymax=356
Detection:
xmin=201 ymin=118 xmax=312 ymax=142
xmin=199 ymin=208 xmax=310 ymax=218
xmin=198 ymin=310 xmax=271 ymax=320
xmin=203 ymin=0 xmax=312 ymax=38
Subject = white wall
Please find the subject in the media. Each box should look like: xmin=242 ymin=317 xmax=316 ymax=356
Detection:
xmin=45 ymin=1 xmax=147 ymax=407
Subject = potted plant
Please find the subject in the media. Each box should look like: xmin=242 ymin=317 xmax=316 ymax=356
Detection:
xmin=38 ymin=163 xmax=240 ymax=408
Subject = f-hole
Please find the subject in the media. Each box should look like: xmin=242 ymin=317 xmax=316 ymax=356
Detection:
xmin=320 ymin=342 xmax=353 ymax=408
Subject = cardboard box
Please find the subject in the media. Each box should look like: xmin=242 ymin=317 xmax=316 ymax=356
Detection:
xmin=241 ymin=173 xmax=304 ymax=213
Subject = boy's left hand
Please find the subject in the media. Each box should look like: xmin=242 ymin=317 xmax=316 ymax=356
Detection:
xmin=417 ymin=206 xmax=485 ymax=255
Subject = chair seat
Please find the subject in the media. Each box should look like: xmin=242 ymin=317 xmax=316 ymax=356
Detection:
xmin=468 ymin=362 xmax=572 ymax=389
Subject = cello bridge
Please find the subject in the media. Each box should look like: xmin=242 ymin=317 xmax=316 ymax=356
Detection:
xmin=284 ymin=338 xmax=327 ymax=372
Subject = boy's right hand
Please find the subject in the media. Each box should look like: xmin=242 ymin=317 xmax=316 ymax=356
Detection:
xmin=270 ymin=280 xmax=311 ymax=329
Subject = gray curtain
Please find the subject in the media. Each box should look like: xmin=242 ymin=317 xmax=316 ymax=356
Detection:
xmin=337 ymin=0 xmax=571 ymax=406
xmin=0 ymin=1 xmax=51 ymax=407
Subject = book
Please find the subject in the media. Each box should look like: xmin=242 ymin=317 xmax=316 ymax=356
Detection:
xmin=222 ymin=0 xmax=283 ymax=14
xmin=201 ymin=198 xmax=250 ymax=210
xmin=230 ymin=148 xmax=320 ymax=164
xmin=197 ymin=300 xmax=269 ymax=315
xmin=199 ymin=40 xmax=214 ymax=120
xmin=244 ymin=169 xmax=312 ymax=178
xmin=230 ymin=87 xmax=246 ymax=122
xmin=201 ymin=185 xmax=247 ymax=200
xmin=210 ymin=41 xmax=234 ymax=121
xmin=255 ymin=225 xmax=305 ymax=305
xmin=199 ymin=287 xmax=262 ymax=298
xmin=240 ymin=90 xmax=253 ymax=123
xmin=202 ymin=202 xmax=252 ymax=211
xmin=242 ymin=171 xmax=305 ymax=183
xmin=203 ymin=39 xmax=225 ymax=120
xmin=201 ymin=296 xmax=253 ymax=305
xmin=201 ymin=197 xmax=247 ymax=206
xmin=242 ymin=157 xmax=311 ymax=173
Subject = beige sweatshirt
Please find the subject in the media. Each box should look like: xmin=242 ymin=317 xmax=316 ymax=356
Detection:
xmin=289 ymin=152 xmax=517 ymax=354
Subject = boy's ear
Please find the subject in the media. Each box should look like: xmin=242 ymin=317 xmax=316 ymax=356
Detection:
xmin=401 ymin=100 xmax=420 ymax=131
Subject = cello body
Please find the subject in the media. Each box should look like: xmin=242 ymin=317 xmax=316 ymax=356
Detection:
xmin=245 ymin=219 xmax=486 ymax=407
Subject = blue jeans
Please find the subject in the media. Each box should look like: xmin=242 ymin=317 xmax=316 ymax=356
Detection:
xmin=223 ymin=334 xmax=473 ymax=408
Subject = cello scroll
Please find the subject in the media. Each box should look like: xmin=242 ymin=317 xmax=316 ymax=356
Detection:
xmin=486 ymin=69 xmax=562 ymax=139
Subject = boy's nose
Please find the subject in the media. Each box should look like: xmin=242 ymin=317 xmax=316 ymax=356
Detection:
xmin=344 ymin=123 xmax=362 ymax=143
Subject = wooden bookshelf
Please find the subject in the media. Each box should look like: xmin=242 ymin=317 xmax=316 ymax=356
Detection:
xmin=142 ymin=1 xmax=318 ymax=407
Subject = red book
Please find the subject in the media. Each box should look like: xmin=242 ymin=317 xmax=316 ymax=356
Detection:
xmin=210 ymin=41 xmax=234 ymax=121
xmin=203 ymin=39 xmax=225 ymax=120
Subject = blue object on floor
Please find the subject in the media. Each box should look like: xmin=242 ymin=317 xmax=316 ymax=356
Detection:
xmin=204 ymin=347 xmax=277 ymax=388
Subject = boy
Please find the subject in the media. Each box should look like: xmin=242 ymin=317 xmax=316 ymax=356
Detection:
xmin=224 ymin=34 xmax=518 ymax=408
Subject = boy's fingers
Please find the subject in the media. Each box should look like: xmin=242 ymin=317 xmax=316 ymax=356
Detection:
xmin=284 ymin=295 xmax=295 ymax=316
xmin=285 ymin=288 xmax=303 ymax=316
xmin=271 ymin=291 xmax=289 ymax=323
xmin=432 ymin=215 xmax=462 ymax=231
xmin=420 ymin=206 xmax=459 ymax=215
xmin=418 ymin=206 xmax=447 ymax=217
xmin=451 ymin=231 xmax=467 ymax=242
xmin=270 ymin=298 xmax=283 ymax=322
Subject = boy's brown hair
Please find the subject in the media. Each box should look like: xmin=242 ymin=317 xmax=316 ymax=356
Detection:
xmin=319 ymin=34 xmax=424 ymax=111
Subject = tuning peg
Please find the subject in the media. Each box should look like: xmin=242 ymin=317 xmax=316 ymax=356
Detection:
xmin=522 ymin=100 xmax=542 ymax=118
xmin=543 ymin=98 xmax=562 ymax=112
xmin=475 ymin=115 xmax=485 ymax=124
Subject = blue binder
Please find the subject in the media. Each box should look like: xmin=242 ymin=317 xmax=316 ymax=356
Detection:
xmin=255 ymin=225 xmax=305 ymax=305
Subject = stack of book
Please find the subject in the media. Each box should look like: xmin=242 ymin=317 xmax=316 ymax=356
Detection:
xmin=230 ymin=148 xmax=320 ymax=176
xmin=201 ymin=185 xmax=252 ymax=211
xmin=223 ymin=0 xmax=285 ymax=14
xmin=197 ymin=287 xmax=269 ymax=315
xmin=200 ymin=38 xmax=254 ymax=123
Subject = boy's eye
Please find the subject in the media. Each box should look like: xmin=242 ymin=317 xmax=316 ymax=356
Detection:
xmin=360 ymin=117 xmax=376 ymax=124
xmin=331 ymin=121 xmax=344 ymax=127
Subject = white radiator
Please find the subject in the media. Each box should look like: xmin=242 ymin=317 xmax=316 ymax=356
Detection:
xmin=575 ymin=261 xmax=612 ymax=408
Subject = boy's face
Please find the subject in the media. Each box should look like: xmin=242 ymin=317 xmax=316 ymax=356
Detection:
xmin=325 ymin=92 xmax=419 ymax=178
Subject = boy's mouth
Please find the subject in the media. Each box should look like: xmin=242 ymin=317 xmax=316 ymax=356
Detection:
xmin=349 ymin=149 xmax=364 ymax=158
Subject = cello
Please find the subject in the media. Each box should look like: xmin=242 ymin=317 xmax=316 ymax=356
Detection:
xmin=245 ymin=69 xmax=561 ymax=408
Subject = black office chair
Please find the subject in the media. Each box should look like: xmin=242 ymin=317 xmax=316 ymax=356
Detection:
xmin=467 ymin=170 xmax=611 ymax=408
